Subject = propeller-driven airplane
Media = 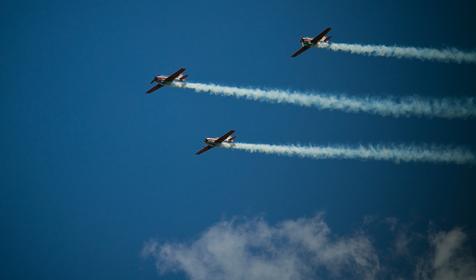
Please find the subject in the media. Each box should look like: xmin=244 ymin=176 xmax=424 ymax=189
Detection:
xmin=195 ymin=130 xmax=236 ymax=155
xmin=291 ymin=27 xmax=332 ymax=58
xmin=146 ymin=67 xmax=187 ymax=94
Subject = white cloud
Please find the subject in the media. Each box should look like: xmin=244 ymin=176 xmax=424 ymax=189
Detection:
xmin=143 ymin=216 xmax=476 ymax=280
xmin=142 ymin=215 xmax=380 ymax=280
xmin=415 ymin=228 xmax=476 ymax=280
xmin=394 ymin=231 xmax=411 ymax=256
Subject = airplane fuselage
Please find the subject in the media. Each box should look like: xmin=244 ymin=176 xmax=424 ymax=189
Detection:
xmin=152 ymin=74 xmax=187 ymax=84
xmin=300 ymin=35 xmax=330 ymax=47
xmin=204 ymin=136 xmax=234 ymax=146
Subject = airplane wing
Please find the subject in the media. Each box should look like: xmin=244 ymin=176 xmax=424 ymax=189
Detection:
xmin=291 ymin=45 xmax=311 ymax=57
xmin=195 ymin=145 xmax=213 ymax=155
xmin=146 ymin=83 xmax=164 ymax=94
xmin=164 ymin=67 xmax=186 ymax=83
xmin=311 ymin=27 xmax=331 ymax=44
xmin=214 ymin=130 xmax=235 ymax=144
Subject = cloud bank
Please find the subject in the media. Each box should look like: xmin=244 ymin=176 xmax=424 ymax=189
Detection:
xmin=143 ymin=215 xmax=476 ymax=280
xmin=142 ymin=215 xmax=379 ymax=280
xmin=416 ymin=228 xmax=476 ymax=280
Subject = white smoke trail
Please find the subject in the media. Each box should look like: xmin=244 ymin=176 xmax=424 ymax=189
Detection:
xmin=219 ymin=142 xmax=475 ymax=165
xmin=318 ymin=42 xmax=476 ymax=64
xmin=173 ymin=82 xmax=476 ymax=119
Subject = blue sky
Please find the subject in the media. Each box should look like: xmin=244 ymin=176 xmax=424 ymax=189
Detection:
xmin=1 ymin=0 xmax=475 ymax=279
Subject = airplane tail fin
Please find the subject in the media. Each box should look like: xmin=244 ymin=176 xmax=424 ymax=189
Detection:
xmin=180 ymin=75 xmax=188 ymax=81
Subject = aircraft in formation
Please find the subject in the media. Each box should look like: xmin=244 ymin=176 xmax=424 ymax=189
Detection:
xmin=291 ymin=27 xmax=332 ymax=58
xmin=146 ymin=67 xmax=187 ymax=94
xmin=147 ymin=28 xmax=331 ymax=154
xmin=145 ymin=27 xmax=332 ymax=93
xmin=195 ymin=130 xmax=236 ymax=155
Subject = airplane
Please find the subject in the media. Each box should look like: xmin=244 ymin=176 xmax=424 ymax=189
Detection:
xmin=195 ymin=130 xmax=235 ymax=155
xmin=291 ymin=27 xmax=332 ymax=58
xmin=146 ymin=67 xmax=187 ymax=94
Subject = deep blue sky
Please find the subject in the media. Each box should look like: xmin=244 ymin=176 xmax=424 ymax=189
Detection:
xmin=1 ymin=0 xmax=475 ymax=279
